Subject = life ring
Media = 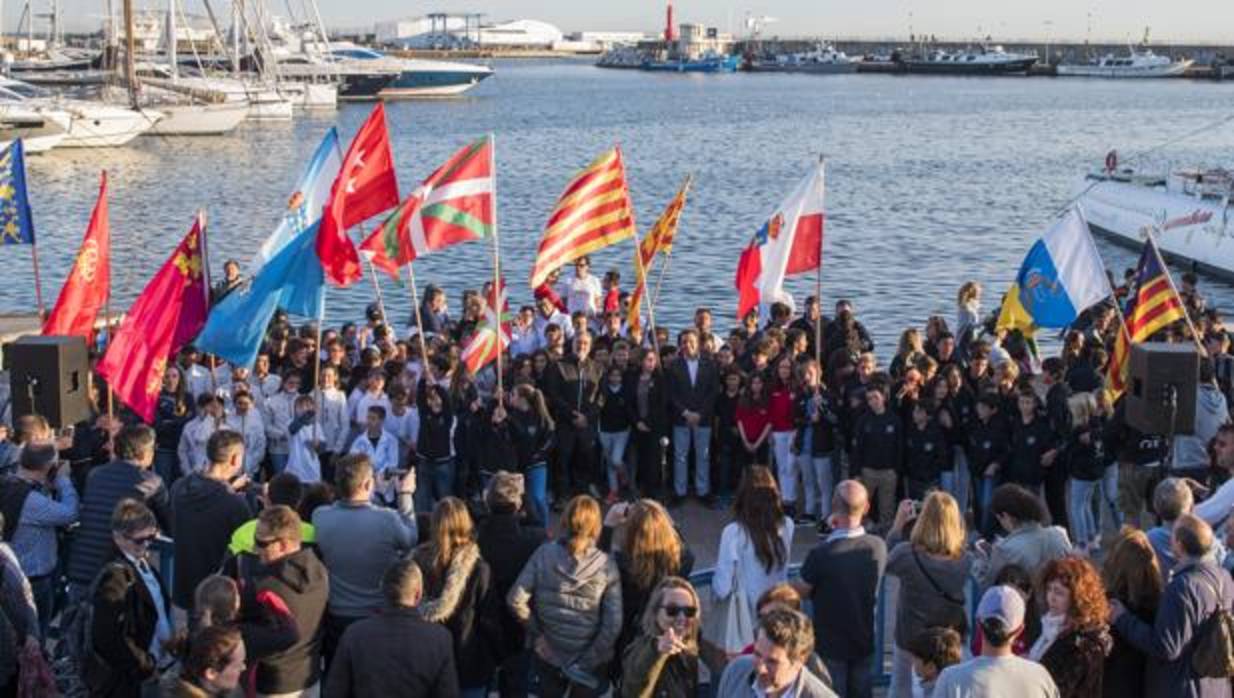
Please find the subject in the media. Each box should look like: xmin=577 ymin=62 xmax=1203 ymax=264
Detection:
xmin=1105 ymin=150 xmax=1118 ymax=173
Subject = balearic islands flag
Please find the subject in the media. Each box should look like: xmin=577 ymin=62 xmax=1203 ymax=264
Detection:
xmin=43 ymin=172 xmax=110 ymax=338
xmin=530 ymin=147 xmax=637 ymax=289
xmin=360 ymin=135 xmax=494 ymax=277
xmin=734 ymin=162 xmax=825 ymax=319
xmin=96 ymin=217 xmax=210 ymax=423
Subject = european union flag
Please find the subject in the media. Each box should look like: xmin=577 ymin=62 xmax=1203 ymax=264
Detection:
xmin=196 ymin=222 xmax=324 ymax=369
xmin=0 ymin=140 xmax=35 ymax=245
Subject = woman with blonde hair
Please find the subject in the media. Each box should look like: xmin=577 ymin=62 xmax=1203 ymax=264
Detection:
xmin=1101 ymin=528 xmax=1162 ymax=698
xmin=890 ymin=328 xmax=927 ymax=379
xmin=885 ymin=491 xmax=973 ymax=698
xmin=601 ymin=499 xmax=695 ymax=677
xmin=412 ymin=497 xmax=496 ymax=697
xmin=1066 ymin=392 xmax=1105 ymax=552
xmin=508 ymin=495 xmax=622 ymax=697
xmin=955 ymin=281 xmax=983 ymax=354
xmin=619 ymin=577 xmax=701 ymax=698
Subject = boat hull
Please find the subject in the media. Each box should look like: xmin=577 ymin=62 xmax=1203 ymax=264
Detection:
xmin=901 ymin=58 xmax=1036 ymax=75
xmin=146 ymin=101 xmax=249 ymax=135
xmin=0 ymin=106 xmax=71 ymax=152
xmin=59 ymin=107 xmax=159 ymax=147
xmin=747 ymin=61 xmax=858 ymax=74
xmin=1057 ymin=60 xmax=1193 ymax=78
xmin=641 ymin=56 xmax=741 ymax=73
xmin=1074 ymin=176 xmax=1234 ymax=279
xmin=377 ymin=69 xmax=492 ymax=98
xmin=336 ymin=72 xmax=400 ymax=100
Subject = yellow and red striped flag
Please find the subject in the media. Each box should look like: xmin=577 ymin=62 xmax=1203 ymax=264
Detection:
xmin=628 ymin=176 xmax=691 ymax=334
xmin=530 ymin=147 xmax=637 ymax=289
xmin=1106 ymin=236 xmax=1187 ymax=397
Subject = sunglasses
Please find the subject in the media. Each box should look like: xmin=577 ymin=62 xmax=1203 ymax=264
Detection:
xmin=661 ymin=605 xmax=698 ymax=619
xmin=254 ymin=537 xmax=280 ymax=549
xmin=126 ymin=533 xmax=159 ymax=546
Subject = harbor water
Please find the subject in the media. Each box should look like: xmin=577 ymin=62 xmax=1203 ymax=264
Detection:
xmin=5 ymin=59 xmax=1234 ymax=352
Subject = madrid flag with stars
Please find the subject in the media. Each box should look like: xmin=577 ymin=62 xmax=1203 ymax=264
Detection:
xmin=97 ymin=217 xmax=210 ymax=423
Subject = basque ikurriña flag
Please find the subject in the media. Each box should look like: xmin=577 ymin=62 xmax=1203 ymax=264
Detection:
xmin=460 ymin=278 xmax=511 ymax=374
xmin=43 ymin=172 xmax=109 ymax=338
xmin=360 ymin=135 xmax=494 ymax=277
xmin=0 ymin=140 xmax=35 ymax=245
xmin=96 ymin=217 xmax=210 ymax=423
xmin=734 ymin=161 xmax=824 ymax=319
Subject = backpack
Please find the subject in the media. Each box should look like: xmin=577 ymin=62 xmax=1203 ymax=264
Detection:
xmin=57 ymin=562 xmax=133 ymax=679
xmin=0 ymin=475 xmax=33 ymax=541
xmin=1190 ymin=571 xmax=1234 ymax=678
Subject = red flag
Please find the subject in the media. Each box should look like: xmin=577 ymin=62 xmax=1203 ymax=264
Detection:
xmin=43 ymin=172 xmax=110 ymax=338
xmin=317 ymin=104 xmax=400 ymax=286
xmin=735 ymin=240 xmax=762 ymax=320
xmin=97 ymin=217 xmax=210 ymax=423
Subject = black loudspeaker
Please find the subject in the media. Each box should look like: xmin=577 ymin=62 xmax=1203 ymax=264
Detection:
xmin=1126 ymin=342 xmax=1199 ymax=436
xmin=4 ymin=335 xmax=91 ymax=429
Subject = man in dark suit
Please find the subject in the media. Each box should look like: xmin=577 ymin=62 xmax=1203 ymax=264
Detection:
xmin=68 ymin=425 xmax=171 ymax=599
xmin=85 ymin=498 xmax=173 ymax=698
xmin=666 ymin=329 xmax=720 ymax=505
xmin=543 ymin=332 xmax=602 ymax=499
xmin=324 ymin=558 xmax=459 ymax=698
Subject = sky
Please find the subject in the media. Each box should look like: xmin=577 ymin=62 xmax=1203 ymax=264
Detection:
xmin=18 ymin=0 xmax=1234 ymax=43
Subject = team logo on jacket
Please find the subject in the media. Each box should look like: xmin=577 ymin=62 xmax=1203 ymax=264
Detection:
xmin=1027 ymin=436 xmax=1036 ymax=446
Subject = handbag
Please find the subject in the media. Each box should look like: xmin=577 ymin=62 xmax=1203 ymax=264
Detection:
xmin=702 ymin=542 xmax=756 ymax=656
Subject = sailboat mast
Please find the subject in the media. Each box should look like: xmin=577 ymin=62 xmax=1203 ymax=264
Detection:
xmin=166 ymin=0 xmax=177 ymax=78
xmin=122 ymin=0 xmax=138 ymax=107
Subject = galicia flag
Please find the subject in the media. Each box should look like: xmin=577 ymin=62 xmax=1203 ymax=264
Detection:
xmin=734 ymin=161 xmax=825 ymax=319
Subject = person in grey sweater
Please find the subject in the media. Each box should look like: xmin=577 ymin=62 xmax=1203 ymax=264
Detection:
xmin=1171 ymin=360 xmax=1230 ymax=483
xmin=1112 ymin=513 xmax=1234 ymax=698
xmin=716 ymin=607 xmax=837 ymax=698
xmin=980 ymin=484 xmax=1071 ymax=590
xmin=311 ymin=453 xmax=416 ymax=669
xmin=508 ymin=495 xmax=621 ymax=698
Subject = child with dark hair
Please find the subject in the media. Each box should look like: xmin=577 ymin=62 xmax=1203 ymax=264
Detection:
xmin=906 ymin=626 xmax=963 ymax=698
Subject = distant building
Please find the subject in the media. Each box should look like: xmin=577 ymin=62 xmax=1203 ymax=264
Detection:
xmin=375 ymin=15 xmax=564 ymax=49
xmin=674 ymin=23 xmax=733 ymax=59
xmin=554 ymin=31 xmax=652 ymax=53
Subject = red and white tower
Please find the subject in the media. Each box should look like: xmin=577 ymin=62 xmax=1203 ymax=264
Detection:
xmin=664 ymin=0 xmax=676 ymax=41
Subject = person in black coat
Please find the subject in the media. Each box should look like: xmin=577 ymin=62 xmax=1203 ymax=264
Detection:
xmin=543 ymin=333 xmax=602 ymax=500
xmin=902 ymin=399 xmax=949 ymax=500
xmin=490 ymin=384 xmax=556 ymax=527
xmin=1006 ymin=387 xmax=1060 ymax=491
xmin=84 ymin=499 xmax=173 ymax=698
xmin=68 ymin=425 xmax=172 ymax=596
xmin=665 ymin=330 xmax=720 ymax=504
xmin=1042 ymin=358 xmax=1074 ymax=532
xmin=476 ymin=472 xmax=547 ymax=698
xmin=325 ymin=558 xmax=460 ymax=698
xmin=626 ymin=349 xmax=670 ymax=500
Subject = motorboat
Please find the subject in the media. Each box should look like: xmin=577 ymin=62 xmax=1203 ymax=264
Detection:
xmin=0 ymin=78 xmax=160 ymax=147
xmin=1057 ymin=48 xmax=1193 ymax=78
xmin=324 ymin=44 xmax=493 ymax=98
xmin=642 ymin=52 xmax=741 ymax=73
xmin=747 ymin=43 xmax=858 ymax=74
xmin=1073 ymin=155 xmax=1234 ymax=279
xmin=899 ymin=45 xmax=1037 ymax=75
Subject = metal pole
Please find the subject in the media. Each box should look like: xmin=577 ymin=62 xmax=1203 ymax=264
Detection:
xmin=30 ymin=242 xmax=45 ymax=321
xmin=814 ymin=156 xmax=825 ymax=367
xmin=366 ymin=256 xmax=388 ymax=327
xmin=405 ymin=262 xmax=433 ymax=384
xmin=490 ymin=133 xmax=503 ymax=408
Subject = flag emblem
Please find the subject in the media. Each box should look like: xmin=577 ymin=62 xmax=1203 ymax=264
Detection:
xmin=146 ymin=358 xmax=167 ymax=397
xmin=75 ymin=240 xmax=100 ymax=282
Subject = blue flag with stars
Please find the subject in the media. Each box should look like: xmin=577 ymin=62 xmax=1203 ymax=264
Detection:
xmin=0 ymin=140 xmax=34 ymax=245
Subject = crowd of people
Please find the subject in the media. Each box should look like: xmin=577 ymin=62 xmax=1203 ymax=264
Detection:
xmin=2 ymin=255 xmax=1234 ymax=698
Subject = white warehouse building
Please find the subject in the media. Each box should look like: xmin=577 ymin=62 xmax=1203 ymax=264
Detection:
xmin=374 ymin=17 xmax=564 ymax=48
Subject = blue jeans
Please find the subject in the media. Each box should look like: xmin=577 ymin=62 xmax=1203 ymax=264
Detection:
xmin=799 ymin=453 xmax=834 ymax=519
xmin=942 ymin=447 xmax=970 ymax=514
xmin=979 ymin=475 xmax=997 ymax=536
xmin=526 ymin=463 xmax=548 ymax=527
xmin=417 ymin=456 xmax=455 ymax=511
xmin=598 ymin=430 xmax=630 ymax=494
xmin=672 ymin=424 xmax=711 ymax=497
xmin=823 ymin=653 xmax=874 ymax=698
xmin=1069 ymin=478 xmax=1100 ymax=546
xmin=1100 ymin=462 xmax=1123 ymax=529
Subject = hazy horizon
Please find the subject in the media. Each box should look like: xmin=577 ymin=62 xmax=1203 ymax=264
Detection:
xmin=12 ymin=0 xmax=1234 ymax=44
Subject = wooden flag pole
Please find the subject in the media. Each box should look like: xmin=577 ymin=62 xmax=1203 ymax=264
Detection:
xmin=490 ymin=133 xmax=504 ymax=408
xmin=103 ymin=176 xmax=115 ymax=455
xmin=1145 ymin=226 xmax=1209 ymax=358
xmin=198 ymin=208 xmax=219 ymax=398
xmin=814 ymin=156 xmax=825 ymax=368
xmin=405 ymin=262 xmax=433 ymax=384
xmin=366 ymin=256 xmax=389 ymax=326
xmin=313 ymin=285 xmax=326 ymax=450
xmin=628 ymin=205 xmax=660 ymax=361
xmin=30 ymin=243 xmax=45 ymax=321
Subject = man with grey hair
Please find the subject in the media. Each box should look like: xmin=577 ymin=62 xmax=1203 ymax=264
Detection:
xmin=1146 ymin=477 xmax=1225 ymax=582
xmin=716 ymin=607 xmax=836 ymax=697
xmin=324 ymin=559 xmax=459 ymax=697
xmin=1113 ymin=513 xmax=1234 ymax=697
xmin=795 ymin=480 xmax=886 ymax=698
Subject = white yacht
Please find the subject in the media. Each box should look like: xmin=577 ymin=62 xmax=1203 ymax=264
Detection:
xmin=748 ymin=43 xmax=858 ymax=74
xmin=0 ymin=102 xmax=72 ymax=152
xmin=0 ymin=79 xmax=160 ymax=147
xmin=1074 ymin=157 xmax=1234 ymax=278
xmin=1057 ymin=48 xmax=1193 ymax=78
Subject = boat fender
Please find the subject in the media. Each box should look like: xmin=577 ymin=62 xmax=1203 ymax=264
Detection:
xmin=1105 ymin=150 xmax=1119 ymax=173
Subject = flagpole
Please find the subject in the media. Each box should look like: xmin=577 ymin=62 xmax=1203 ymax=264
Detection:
xmin=1145 ymin=226 xmax=1208 ymax=358
xmin=649 ymin=174 xmax=692 ymax=314
xmin=197 ymin=208 xmax=219 ymax=397
xmin=405 ymin=262 xmax=433 ymax=384
xmin=623 ymin=147 xmax=660 ymax=361
xmin=814 ymin=156 xmax=825 ymax=368
xmin=366 ymin=255 xmax=389 ymax=326
xmin=103 ymin=172 xmax=115 ymax=456
xmin=490 ymin=133 xmax=504 ymax=409
xmin=313 ymin=285 xmax=326 ymax=451
xmin=30 ymin=242 xmax=45 ymax=321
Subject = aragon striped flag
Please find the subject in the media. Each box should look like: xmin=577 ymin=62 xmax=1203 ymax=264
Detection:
xmin=530 ymin=146 xmax=637 ymax=289
xmin=1106 ymin=236 xmax=1187 ymax=396
xmin=359 ymin=136 xmax=494 ymax=278
xmin=627 ymin=176 xmax=691 ymax=334
xmin=461 ymin=279 xmax=511 ymax=374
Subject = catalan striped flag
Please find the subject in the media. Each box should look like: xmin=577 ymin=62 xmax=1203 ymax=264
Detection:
xmin=627 ymin=176 xmax=691 ymax=334
xmin=530 ymin=147 xmax=637 ymax=289
xmin=1106 ymin=236 xmax=1187 ymax=396
xmin=461 ymin=279 xmax=511 ymax=374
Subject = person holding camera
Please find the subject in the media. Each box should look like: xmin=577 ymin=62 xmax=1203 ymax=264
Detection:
xmin=1 ymin=441 xmax=78 ymax=634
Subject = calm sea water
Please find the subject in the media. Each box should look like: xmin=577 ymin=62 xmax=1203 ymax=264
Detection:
xmin=6 ymin=59 xmax=1234 ymax=354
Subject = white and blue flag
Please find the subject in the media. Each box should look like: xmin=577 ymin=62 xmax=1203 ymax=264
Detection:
xmin=1013 ymin=207 xmax=1111 ymax=329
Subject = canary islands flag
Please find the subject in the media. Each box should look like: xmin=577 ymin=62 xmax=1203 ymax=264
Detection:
xmin=1004 ymin=207 xmax=1110 ymax=330
xmin=0 ymin=140 xmax=35 ymax=245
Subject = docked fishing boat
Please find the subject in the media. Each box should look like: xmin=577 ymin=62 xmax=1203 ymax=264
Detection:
xmin=747 ymin=43 xmax=857 ymax=74
xmin=899 ymin=45 xmax=1037 ymax=75
xmin=642 ymin=52 xmax=740 ymax=73
xmin=1057 ymin=48 xmax=1192 ymax=78
xmin=1074 ymin=155 xmax=1234 ymax=278
xmin=595 ymin=46 xmax=646 ymax=69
